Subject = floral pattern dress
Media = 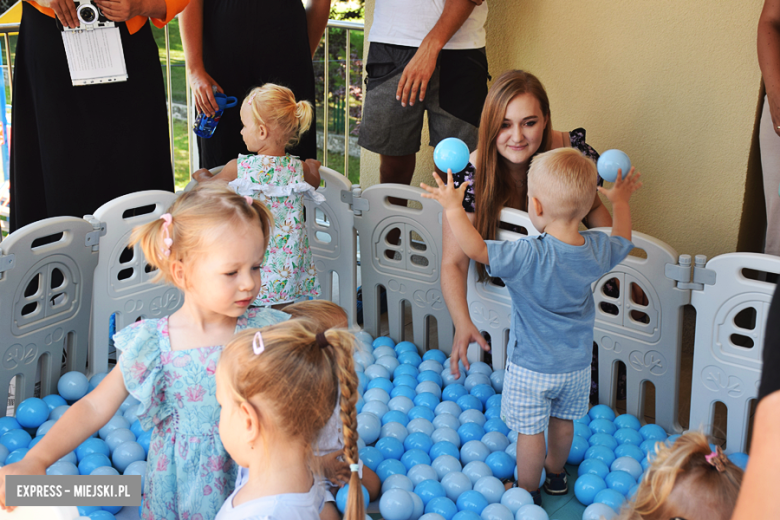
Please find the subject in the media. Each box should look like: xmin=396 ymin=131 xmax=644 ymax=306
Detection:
xmin=115 ymin=307 xmax=289 ymax=520
xmin=229 ymin=154 xmax=323 ymax=305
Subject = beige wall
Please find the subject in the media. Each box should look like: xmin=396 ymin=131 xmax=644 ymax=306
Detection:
xmin=360 ymin=0 xmax=766 ymax=258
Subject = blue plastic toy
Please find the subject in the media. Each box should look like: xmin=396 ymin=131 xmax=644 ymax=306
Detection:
xmin=58 ymin=371 xmax=89 ymax=401
xmin=379 ymin=489 xmax=415 ymax=520
xmin=382 ymin=473 xmax=414 ymax=493
xmin=434 ymin=138 xmax=470 ymax=174
xmin=484 ymin=451 xmax=515 ymax=480
xmin=359 ymin=446 xmax=384 ymax=472
xmin=425 ymin=496 xmax=458 ymax=520
xmin=16 ymin=398 xmax=49 ymax=428
xmin=567 ymin=434 xmax=590 ymax=465
xmin=415 ymin=479 xmax=447 ymax=506
xmin=193 ymin=92 xmax=238 ymax=139
xmin=597 ymin=149 xmax=632 ymax=183
xmin=594 ymin=488 xmax=625 ymax=512
xmin=336 ymin=484 xmax=370 ymax=514
xmin=441 ymin=470 xmax=472 ymax=502
xmin=112 ymin=440 xmax=146 ymax=472
xmin=377 ymin=437 xmax=405 ymax=460
xmin=376 ymin=458 xmax=407 ymax=481
xmin=0 ymin=429 xmax=31 ymax=451
xmin=574 ymin=473 xmax=607 ymax=506
xmin=431 ymin=440 xmax=460 ymax=460
xmin=456 ymin=490 xmax=489 ymax=515
xmin=407 ymin=464 xmax=439 ymax=486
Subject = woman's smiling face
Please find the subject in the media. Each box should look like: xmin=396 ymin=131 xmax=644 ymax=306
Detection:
xmin=495 ymin=92 xmax=548 ymax=167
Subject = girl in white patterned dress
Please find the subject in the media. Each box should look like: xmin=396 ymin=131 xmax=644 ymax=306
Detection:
xmin=194 ymin=83 xmax=322 ymax=308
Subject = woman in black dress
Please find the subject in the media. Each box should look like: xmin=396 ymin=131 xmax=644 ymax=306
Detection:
xmin=179 ymin=0 xmax=329 ymax=169
xmin=9 ymin=0 xmax=184 ymax=231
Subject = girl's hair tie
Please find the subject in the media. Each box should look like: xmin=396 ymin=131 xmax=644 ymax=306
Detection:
xmin=349 ymin=463 xmax=360 ymax=473
xmin=315 ymin=332 xmax=330 ymax=349
xmin=252 ymin=331 xmax=265 ymax=355
xmin=244 ymin=195 xmax=253 ymax=206
xmin=159 ymin=213 xmax=173 ymax=257
xmin=706 ymin=447 xmax=726 ymax=472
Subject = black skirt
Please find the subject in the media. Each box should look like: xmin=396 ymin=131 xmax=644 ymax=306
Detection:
xmin=198 ymin=0 xmax=317 ymax=168
xmin=10 ymin=3 xmax=173 ymax=232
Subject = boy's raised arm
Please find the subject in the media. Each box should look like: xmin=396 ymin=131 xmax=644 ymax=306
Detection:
xmin=597 ymin=167 xmax=642 ymax=241
xmin=421 ymin=171 xmax=489 ymax=265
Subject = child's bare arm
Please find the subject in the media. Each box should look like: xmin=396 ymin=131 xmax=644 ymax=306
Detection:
xmin=0 ymin=368 xmax=129 ymax=510
xmin=597 ymin=167 xmax=642 ymax=241
xmin=303 ymin=159 xmax=322 ymax=188
xmin=421 ymin=171 xmax=489 ymax=265
xmin=193 ymin=159 xmax=238 ymax=184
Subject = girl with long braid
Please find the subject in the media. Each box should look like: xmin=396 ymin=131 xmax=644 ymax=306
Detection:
xmin=214 ymin=320 xmax=365 ymax=520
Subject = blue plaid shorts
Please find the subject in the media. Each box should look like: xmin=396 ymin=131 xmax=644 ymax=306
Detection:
xmin=501 ymin=362 xmax=590 ymax=435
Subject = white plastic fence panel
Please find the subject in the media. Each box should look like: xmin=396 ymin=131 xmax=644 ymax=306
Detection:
xmin=466 ymin=208 xmax=540 ymax=369
xmin=0 ymin=217 xmax=98 ymax=414
xmin=88 ymin=190 xmax=182 ymax=376
xmin=353 ymin=183 xmax=453 ymax=353
xmin=591 ymin=229 xmax=688 ymax=434
xmin=689 ymin=253 xmax=780 ymax=453
xmin=305 ymin=167 xmax=358 ymax=326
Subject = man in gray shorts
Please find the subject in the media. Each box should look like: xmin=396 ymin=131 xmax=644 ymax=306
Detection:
xmin=358 ymin=0 xmax=489 ymax=187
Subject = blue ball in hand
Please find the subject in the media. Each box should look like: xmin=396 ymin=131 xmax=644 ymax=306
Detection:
xmin=597 ymin=149 xmax=631 ymax=183
xmin=434 ymin=138 xmax=470 ymax=174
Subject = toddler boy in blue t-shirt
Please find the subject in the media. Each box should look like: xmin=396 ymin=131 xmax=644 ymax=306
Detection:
xmin=421 ymin=147 xmax=641 ymax=505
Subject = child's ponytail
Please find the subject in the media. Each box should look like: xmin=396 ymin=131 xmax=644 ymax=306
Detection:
xmin=129 ymin=214 xmax=176 ymax=285
xmin=322 ymin=329 xmax=364 ymax=520
xmin=294 ymin=100 xmax=314 ymax=144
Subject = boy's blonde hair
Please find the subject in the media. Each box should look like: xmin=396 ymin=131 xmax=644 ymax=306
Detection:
xmin=219 ymin=320 xmax=364 ymax=520
xmin=527 ymin=148 xmax=597 ymax=221
xmin=245 ymin=84 xmax=313 ymax=149
xmin=285 ymin=300 xmax=348 ymax=330
xmin=129 ymin=183 xmax=274 ymax=286
xmin=618 ymin=431 xmax=742 ymax=520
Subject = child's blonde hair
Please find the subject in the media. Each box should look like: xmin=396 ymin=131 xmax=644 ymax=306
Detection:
xmin=285 ymin=300 xmax=348 ymax=329
xmin=528 ymin=148 xmax=597 ymax=221
xmin=130 ymin=183 xmax=274 ymax=286
xmin=245 ymin=84 xmax=313 ymax=149
xmin=618 ymin=432 xmax=742 ymax=520
xmin=219 ymin=320 xmax=364 ymax=520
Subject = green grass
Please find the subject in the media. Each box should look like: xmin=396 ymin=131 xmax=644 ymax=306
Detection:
xmin=317 ymin=148 xmax=360 ymax=186
xmin=151 ymin=20 xmax=188 ymax=104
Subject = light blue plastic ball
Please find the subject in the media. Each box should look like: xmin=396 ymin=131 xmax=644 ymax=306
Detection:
xmin=382 ymin=473 xmax=415 ymax=494
xmin=409 ymin=406 xmax=436 ymax=423
xmin=484 ymin=451 xmax=514 ymax=480
xmin=480 ymin=503 xmax=514 ymax=520
xmin=606 ymin=468 xmax=637 ymax=496
xmin=355 ymin=330 xmax=374 ymax=346
xmin=504 ymin=442 xmax=517 ymax=460
xmin=365 ymin=387 xmax=391 ymax=405
xmin=458 ymin=423 xmax=486 ymax=445
xmin=136 ymin=429 xmax=152 ymax=457
xmin=588 ymin=405 xmax=616 ymax=422
xmin=395 ymin=341 xmax=418 ymax=355
xmin=597 ymin=149 xmax=632 ymax=183
xmin=118 ymin=395 xmax=139 ymax=414
xmin=357 ymin=371 xmax=370 ymax=393
xmin=122 ymin=404 xmax=140 ymax=425
xmin=500 ymin=487 xmax=533 ymax=514
xmin=0 ymin=444 xmax=9 ymax=463
xmin=585 ymin=445 xmax=616 ymax=467
xmin=430 ymin=440 xmax=460 ymax=459
xmin=405 ymin=432 xmax=434 ymax=453
xmin=408 ymin=463 xmax=439 ymax=486
xmin=469 ymin=385 xmax=495 ymax=407
xmin=58 ymin=371 xmax=89 ymax=401
xmin=574 ymin=422 xmax=593 ymax=441
xmin=376 ymin=355 xmax=401 ymax=375
xmin=16 ymin=398 xmax=49 ymax=428
xmin=90 ymin=466 xmax=119 ymax=476
xmin=58 ymin=451 xmax=77 ymax=464
xmin=362 ymin=399 xmax=390 ymax=420
xmin=433 ymin=413 xmax=461 ymax=432
xmin=374 ymin=346 xmax=397 ymax=359
xmin=376 ymin=459 xmax=407 ymax=481
xmin=456 ymin=490 xmax=489 ymax=515
xmin=515 ymin=503 xmax=549 ymax=520
xmin=0 ymin=417 xmax=20 ymax=435
xmin=365 ymin=364 xmax=391 ymax=381
xmin=452 ymin=512 xmax=481 ymax=520
xmin=359 ymin=447 xmax=384 ymax=471
xmin=485 ymin=394 xmax=502 ymax=410
xmin=395 ymin=375 xmax=420 ymax=389
xmin=402 ymin=449 xmax=432 ymax=470
xmin=392 ymin=385 xmax=418 ymax=402
xmin=456 ymin=395 xmax=482 ymax=414
xmin=481 ymin=432 xmax=509 ymax=453
xmin=443 ymin=384 xmax=468 ymax=403
xmin=357 ymin=412 xmax=382 ymax=445
xmin=112 ymin=441 xmax=145 ymax=473
xmin=26 ymin=436 xmax=40 ymax=450
xmin=383 ymin=410 xmax=410 ymax=427
xmin=5 ymin=448 xmax=29 ymax=464
xmin=408 ymin=418 xmax=435 ymax=437
xmin=419 ymin=360 xmax=444 ymax=375
xmin=433 ymin=137 xmax=470 ymax=174
xmin=78 ymin=453 xmax=111 ymax=475
xmin=483 ymin=418 xmax=509 ymax=437
xmin=639 ymin=424 xmax=667 ymax=442
xmin=583 ymin=502 xmax=617 ymax=520
xmin=459 ymin=409 xmax=486 ymax=427
xmin=380 ymin=421 xmax=409 ymax=443
xmin=567 ymin=434 xmax=590 ymax=465
xmin=611 ymin=456 xmax=643 ymax=480
xmin=423 ymin=349 xmax=448 ymax=364
xmin=432 ymin=454 xmax=462 ymax=480
xmin=589 ymin=433 xmax=618 ymax=451
xmin=123 ymin=460 xmax=147 ymax=491
xmin=473 ymin=476 xmax=504 ymax=504
xmin=377 ymin=437 xmax=405 ymax=460
xmin=336 ymin=484 xmax=370 ymax=513
xmin=87 ymin=510 xmax=115 ymax=520
xmin=730 ymin=452 xmax=749 ymax=471
xmin=42 ymin=394 xmax=67 ymax=413
xmin=46 ymin=461 xmax=79 ymax=475
xmin=395 ymin=364 xmax=420 ymax=380
xmin=0 ymin=429 xmax=31 ymax=451
xmin=464 ymin=374 xmax=491 ymax=393
xmin=462 ymin=461 xmax=492 ymax=485
xmin=594 ymin=488 xmax=625 ymax=512
xmin=36 ymin=419 xmax=57 ymax=437
xmin=484 ymin=407 xmax=501 ymax=421
xmin=416 ymin=479 xmax=447 ymax=506
xmin=461 ymin=440 xmax=490 ymax=465
xmin=589 ymin=419 xmax=617 ymax=436
xmin=373 ymin=336 xmax=396 ymax=349
xmin=574 ymin=474 xmax=607 ymax=506
xmin=411 ymin=491 xmax=425 ymax=520
xmin=578 ymin=458 xmax=610 ymax=479
xmin=388 ymin=396 xmax=415 ymax=414
xmin=399 ymin=351 xmax=423 ymax=368
xmin=49 ymin=405 xmax=71 ymax=422
xmin=442 ymin=370 xmax=466 ymax=387
xmin=368 ymin=376 xmax=395 ymax=395
xmin=614 ymin=428 xmax=644 ymax=447
xmin=76 ymin=438 xmax=110 ymax=461
xmin=613 ymin=414 xmax=641 ymax=431
xmin=425 ymin=496 xmax=458 ymax=520
xmin=441 ymin=470 xmax=472 ymax=502
xmin=420 ymin=514 xmax=448 ymax=520
xmin=419 ymin=370 xmax=444 ymax=386
xmin=639 ymin=439 xmax=660 ymax=457
xmin=415 ymin=392 xmax=441 ymax=411
xmin=614 ymin=443 xmax=645 ymax=464
xmin=98 ymin=416 xmax=130 ymax=440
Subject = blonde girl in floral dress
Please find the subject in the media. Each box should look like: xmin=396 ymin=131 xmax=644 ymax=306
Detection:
xmin=194 ymin=83 xmax=322 ymax=308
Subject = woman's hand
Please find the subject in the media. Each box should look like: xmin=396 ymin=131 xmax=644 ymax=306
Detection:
xmin=318 ymin=451 xmax=351 ymax=487
xmin=188 ymin=69 xmax=223 ymax=117
xmin=36 ymin=0 xmax=79 ymax=28
xmin=450 ymin=321 xmax=490 ymax=379
xmin=94 ymin=0 xmax=166 ymax=22
xmin=0 ymin=458 xmax=48 ymax=511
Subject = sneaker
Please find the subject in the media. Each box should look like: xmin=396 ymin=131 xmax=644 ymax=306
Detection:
xmin=543 ymin=470 xmax=568 ymax=495
xmin=530 ymin=489 xmax=542 ymax=506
